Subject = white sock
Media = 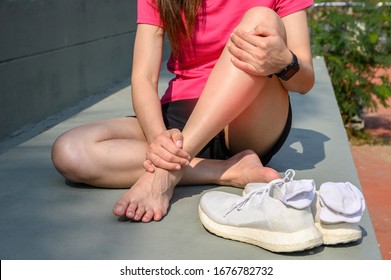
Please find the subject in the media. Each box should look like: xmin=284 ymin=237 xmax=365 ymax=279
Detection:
xmin=319 ymin=182 xmax=365 ymax=223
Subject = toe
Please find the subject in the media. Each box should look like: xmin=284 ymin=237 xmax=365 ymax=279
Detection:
xmin=141 ymin=209 xmax=154 ymax=223
xmin=153 ymin=207 xmax=167 ymax=222
xmin=113 ymin=201 xmax=128 ymax=216
xmin=133 ymin=205 xmax=146 ymax=221
xmin=125 ymin=201 xmax=138 ymax=219
xmin=263 ymin=167 xmax=281 ymax=182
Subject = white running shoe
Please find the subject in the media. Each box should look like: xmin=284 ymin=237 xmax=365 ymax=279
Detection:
xmin=243 ymin=170 xmax=365 ymax=245
xmin=199 ymin=177 xmax=323 ymax=253
xmin=313 ymin=181 xmax=365 ymax=244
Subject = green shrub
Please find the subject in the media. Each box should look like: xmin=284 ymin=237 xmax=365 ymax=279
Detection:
xmin=309 ymin=1 xmax=391 ymax=127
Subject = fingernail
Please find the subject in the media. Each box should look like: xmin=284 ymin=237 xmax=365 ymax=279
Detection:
xmin=176 ymin=140 xmax=183 ymax=148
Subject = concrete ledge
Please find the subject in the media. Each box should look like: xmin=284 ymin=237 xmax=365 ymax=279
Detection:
xmin=0 ymin=57 xmax=382 ymax=259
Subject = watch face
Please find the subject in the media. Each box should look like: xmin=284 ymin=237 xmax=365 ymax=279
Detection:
xmin=281 ymin=63 xmax=300 ymax=80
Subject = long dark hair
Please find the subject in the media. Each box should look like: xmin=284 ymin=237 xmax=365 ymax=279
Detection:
xmin=156 ymin=0 xmax=202 ymax=56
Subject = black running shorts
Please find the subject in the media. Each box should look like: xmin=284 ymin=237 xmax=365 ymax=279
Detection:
xmin=161 ymin=98 xmax=292 ymax=165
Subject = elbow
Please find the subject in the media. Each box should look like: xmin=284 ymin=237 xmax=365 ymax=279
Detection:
xmin=299 ymin=78 xmax=314 ymax=94
xmin=131 ymin=71 xmax=159 ymax=88
xmin=297 ymin=71 xmax=315 ymax=95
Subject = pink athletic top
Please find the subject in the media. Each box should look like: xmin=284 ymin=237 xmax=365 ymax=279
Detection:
xmin=137 ymin=0 xmax=314 ymax=104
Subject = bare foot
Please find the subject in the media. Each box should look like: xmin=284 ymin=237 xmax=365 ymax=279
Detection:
xmin=112 ymin=150 xmax=279 ymax=222
xmin=113 ymin=168 xmax=182 ymax=222
xmin=220 ymin=149 xmax=281 ymax=187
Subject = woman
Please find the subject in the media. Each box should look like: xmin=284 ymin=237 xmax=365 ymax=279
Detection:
xmin=51 ymin=0 xmax=315 ymax=223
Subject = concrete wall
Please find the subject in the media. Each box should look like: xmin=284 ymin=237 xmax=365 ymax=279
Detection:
xmin=0 ymin=0 xmax=137 ymax=142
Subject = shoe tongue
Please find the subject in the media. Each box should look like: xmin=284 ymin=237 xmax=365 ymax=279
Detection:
xmin=271 ymin=179 xmax=315 ymax=209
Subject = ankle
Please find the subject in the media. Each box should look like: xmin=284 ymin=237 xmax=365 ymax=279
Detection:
xmin=218 ymin=157 xmax=244 ymax=187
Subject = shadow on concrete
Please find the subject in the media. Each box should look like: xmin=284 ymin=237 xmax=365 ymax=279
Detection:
xmin=269 ymin=128 xmax=330 ymax=171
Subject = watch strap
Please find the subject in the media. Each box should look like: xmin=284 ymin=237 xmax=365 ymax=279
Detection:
xmin=275 ymin=50 xmax=300 ymax=81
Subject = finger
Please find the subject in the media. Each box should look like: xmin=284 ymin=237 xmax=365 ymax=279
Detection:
xmin=228 ymin=41 xmax=255 ymax=64
xmin=169 ymin=128 xmax=184 ymax=148
xmin=230 ymin=32 xmax=266 ymax=68
xmin=157 ymin=132 xmax=188 ymax=157
xmin=230 ymin=31 xmax=258 ymax=51
xmin=230 ymin=56 xmax=258 ymax=76
xmin=148 ymin=143 xmax=189 ymax=169
xmin=159 ymin=140 xmax=190 ymax=163
xmin=251 ymin=25 xmax=273 ymax=37
xmin=148 ymin=131 xmax=190 ymax=167
xmin=143 ymin=160 xmax=155 ymax=173
xmin=168 ymin=129 xmax=191 ymax=161
xmin=228 ymin=41 xmax=260 ymax=75
xmin=157 ymin=142 xmax=190 ymax=165
xmin=233 ymin=29 xmax=263 ymax=48
xmin=148 ymin=151 xmax=182 ymax=171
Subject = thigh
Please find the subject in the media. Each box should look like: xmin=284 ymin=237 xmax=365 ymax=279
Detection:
xmin=52 ymin=117 xmax=150 ymax=187
xmin=59 ymin=117 xmax=146 ymax=143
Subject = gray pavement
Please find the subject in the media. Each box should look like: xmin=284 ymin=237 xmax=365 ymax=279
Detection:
xmin=0 ymin=57 xmax=382 ymax=259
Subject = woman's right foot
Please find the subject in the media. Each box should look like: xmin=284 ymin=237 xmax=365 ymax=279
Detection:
xmin=219 ymin=149 xmax=281 ymax=187
xmin=113 ymin=168 xmax=181 ymax=223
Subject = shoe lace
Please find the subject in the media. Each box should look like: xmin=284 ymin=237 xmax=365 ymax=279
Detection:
xmin=283 ymin=169 xmax=295 ymax=182
xmin=224 ymin=178 xmax=285 ymax=217
xmin=223 ymin=169 xmax=297 ymax=217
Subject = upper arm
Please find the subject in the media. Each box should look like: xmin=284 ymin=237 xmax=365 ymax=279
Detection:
xmin=131 ymin=24 xmax=165 ymax=87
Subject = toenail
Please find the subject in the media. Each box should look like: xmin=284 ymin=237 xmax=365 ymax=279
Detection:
xmin=114 ymin=205 xmax=124 ymax=212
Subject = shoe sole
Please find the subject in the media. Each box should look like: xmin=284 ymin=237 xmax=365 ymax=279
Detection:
xmin=242 ymin=189 xmax=363 ymax=246
xmin=315 ymin=222 xmax=362 ymax=245
xmin=199 ymin=205 xmax=323 ymax=253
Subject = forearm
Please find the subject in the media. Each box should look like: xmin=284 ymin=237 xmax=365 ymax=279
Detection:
xmin=278 ymin=50 xmax=314 ymax=94
xmin=132 ymin=79 xmax=166 ymax=143
xmin=280 ymin=11 xmax=315 ymax=94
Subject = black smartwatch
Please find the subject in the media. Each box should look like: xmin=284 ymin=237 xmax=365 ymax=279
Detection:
xmin=275 ymin=50 xmax=300 ymax=81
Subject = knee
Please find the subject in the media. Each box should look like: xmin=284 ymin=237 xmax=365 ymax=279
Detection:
xmin=51 ymin=132 xmax=90 ymax=183
xmin=240 ymin=7 xmax=286 ymax=40
xmin=242 ymin=7 xmax=279 ymax=23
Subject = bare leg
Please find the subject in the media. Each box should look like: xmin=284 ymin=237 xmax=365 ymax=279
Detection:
xmin=111 ymin=8 xmax=289 ymax=222
xmin=52 ymin=8 xmax=290 ymax=222
xmin=52 ymin=118 xmax=148 ymax=188
xmin=52 ymin=118 xmax=280 ymax=222
xmin=112 ymin=149 xmax=280 ymax=222
xmin=52 ymin=118 xmax=278 ymax=188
